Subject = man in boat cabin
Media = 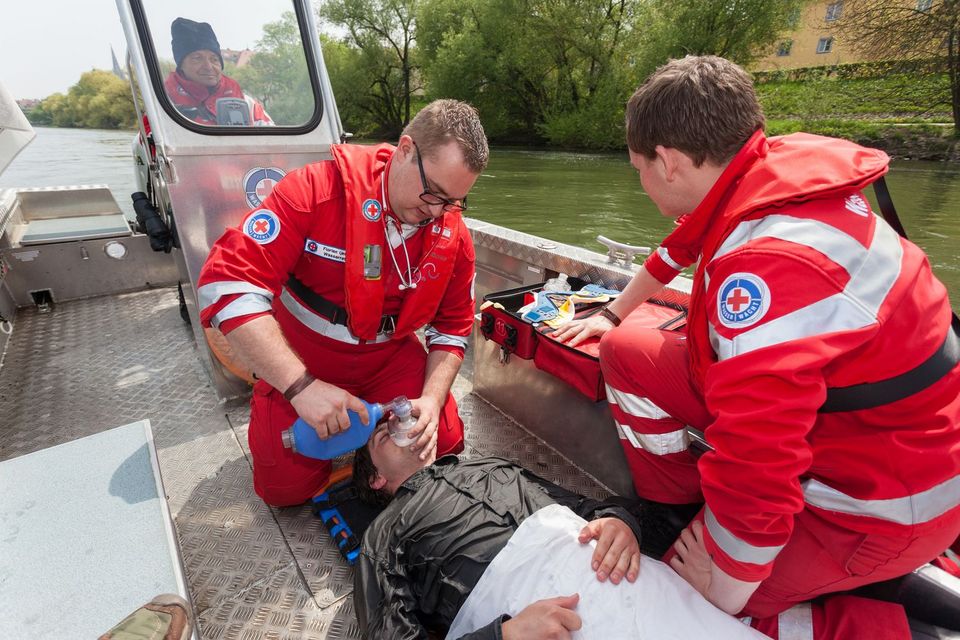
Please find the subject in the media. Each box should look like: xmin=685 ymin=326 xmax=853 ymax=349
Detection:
xmin=197 ymin=100 xmax=486 ymax=506
xmin=555 ymin=55 xmax=960 ymax=629
xmin=164 ymin=18 xmax=273 ymax=127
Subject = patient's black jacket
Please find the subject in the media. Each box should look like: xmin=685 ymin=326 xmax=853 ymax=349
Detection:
xmin=353 ymin=455 xmax=642 ymax=639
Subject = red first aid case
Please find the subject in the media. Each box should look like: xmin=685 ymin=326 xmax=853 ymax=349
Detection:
xmin=479 ymin=280 xmax=686 ymax=400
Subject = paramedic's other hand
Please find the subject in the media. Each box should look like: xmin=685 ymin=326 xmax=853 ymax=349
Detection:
xmin=551 ymin=314 xmax=615 ymax=347
xmin=579 ymin=517 xmax=640 ymax=584
xmin=502 ymin=594 xmax=582 ymax=640
xmin=290 ymin=380 xmax=368 ymax=440
xmin=669 ymin=520 xmax=712 ymax=598
xmin=407 ymin=396 xmax=441 ymax=460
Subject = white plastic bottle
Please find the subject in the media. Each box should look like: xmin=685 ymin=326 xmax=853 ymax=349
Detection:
xmin=388 ymin=396 xmax=419 ymax=446
xmin=542 ymin=273 xmax=571 ymax=292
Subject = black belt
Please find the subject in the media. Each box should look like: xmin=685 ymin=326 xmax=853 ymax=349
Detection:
xmin=286 ymin=275 xmax=398 ymax=334
xmin=821 ymin=313 xmax=960 ymax=413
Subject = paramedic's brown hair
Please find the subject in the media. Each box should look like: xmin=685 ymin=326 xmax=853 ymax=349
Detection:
xmin=626 ymin=55 xmax=765 ymax=167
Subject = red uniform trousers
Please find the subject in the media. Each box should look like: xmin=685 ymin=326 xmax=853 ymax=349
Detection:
xmin=248 ymin=332 xmax=464 ymax=507
xmin=599 ymin=322 xmax=959 ymax=623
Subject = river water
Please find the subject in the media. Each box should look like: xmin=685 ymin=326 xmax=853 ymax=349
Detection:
xmin=3 ymin=127 xmax=958 ymax=304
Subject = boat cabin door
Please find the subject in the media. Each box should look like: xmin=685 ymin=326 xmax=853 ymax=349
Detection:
xmin=115 ymin=0 xmax=344 ymax=399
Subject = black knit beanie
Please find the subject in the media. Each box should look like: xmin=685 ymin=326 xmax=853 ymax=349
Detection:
xmin=171 ymin=18 xmax=223 ymax=68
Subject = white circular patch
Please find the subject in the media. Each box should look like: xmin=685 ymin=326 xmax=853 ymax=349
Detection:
xmin=243 ymin=209 xmax=281 ymax=244
xmin=716 ymin=273 xmax=770 ymax=329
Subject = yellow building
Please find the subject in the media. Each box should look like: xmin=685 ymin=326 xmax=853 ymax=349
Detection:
xmin=752 ymin=0 xmax=934 ymax=71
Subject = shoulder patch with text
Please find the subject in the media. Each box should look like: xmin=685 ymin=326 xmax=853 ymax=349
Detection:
xmin=717 ymin=273 xmax=770 ymax=329
xmin=243 ymin=209 xmax=281 ymax=244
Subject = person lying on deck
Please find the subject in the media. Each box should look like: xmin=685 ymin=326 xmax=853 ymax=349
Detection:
xmin=350 ymin=424 xmax=767 ymax=640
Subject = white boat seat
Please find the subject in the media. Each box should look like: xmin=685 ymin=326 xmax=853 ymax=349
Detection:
xmin=19 ymin=213 xmax=132 ymax=245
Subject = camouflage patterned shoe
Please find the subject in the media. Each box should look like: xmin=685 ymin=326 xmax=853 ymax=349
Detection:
xmin=98 ymin=594 xmax=193 ymax=640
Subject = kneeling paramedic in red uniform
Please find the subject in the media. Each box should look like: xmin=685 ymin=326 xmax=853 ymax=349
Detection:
xmin=198 ymin=100 xmax=488 ymax=506
xmin=554 ymin=55 xmax=960 ymax=635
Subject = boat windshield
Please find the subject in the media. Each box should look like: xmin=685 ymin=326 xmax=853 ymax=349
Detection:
xmin=139 ymin=0 xmax=318 ymax=130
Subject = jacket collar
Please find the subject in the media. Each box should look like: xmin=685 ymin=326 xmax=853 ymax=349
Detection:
xmin=397 ymin=455 xmax=460 ymax=495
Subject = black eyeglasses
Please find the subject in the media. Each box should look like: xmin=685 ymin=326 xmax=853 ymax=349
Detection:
xmin=412 ymin=141 xmax=468 ymax=213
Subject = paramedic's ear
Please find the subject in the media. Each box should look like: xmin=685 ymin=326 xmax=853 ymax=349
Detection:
xmin=370 ymin=473 xmax=387 ymax=491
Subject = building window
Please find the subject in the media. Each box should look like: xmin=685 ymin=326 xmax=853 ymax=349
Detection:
xmin=817 ymin=36 xmax=834 ymax=53
xmin=777 ymin=40 xmax=793 ymax=56
xmin=916 ymin=0 xmax=933 ymax=11
xmin=825 ymin=1 xmax=843 ymax=21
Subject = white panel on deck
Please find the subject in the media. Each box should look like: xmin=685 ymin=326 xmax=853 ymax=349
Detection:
xmin=0 ymin=420 xmax=191 ymax=639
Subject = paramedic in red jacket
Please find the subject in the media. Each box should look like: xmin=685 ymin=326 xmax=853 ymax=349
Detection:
xmin=197 ymin=100 xmax=488 ymax=507
xmin=163 ymin=18 xmax=273 ymax=126
xmin=554 ymin=56 xmax=960 ymax=621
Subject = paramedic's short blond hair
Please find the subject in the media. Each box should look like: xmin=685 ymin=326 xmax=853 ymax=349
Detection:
xmin=403 ymin=99 xmax=489 ymax=174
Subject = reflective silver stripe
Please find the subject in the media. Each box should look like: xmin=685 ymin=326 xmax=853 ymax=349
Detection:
xmin=714 ymin=215 xmax=867 ymax=273
xmin=778 ymin=603 xmax=814 ymax=640
xmin=279 ymin=288 xmax=391 ymax=345
xmin=424 ymin=325 xmax=469 ymax=350
xmin=657 ymin=246 xmax=684 ymax=271
xmin=803 ymin=475 xmax=960 ymax=525
xmin=614 ymin=420 xmax=690 ymax=455
xmin=615 ymin=422 xmax=643 ymax=450
xmin=711 ymin=216 xmax=902 ymax=360
xmin=605 ymin=385 xmax=671 ymax=420
xmin=210 ymin=293 xmax=273 ymax=329
xmin=198 ymin=280 xmax=273 ymax=312
xmin=705 ymin=506 xmax=784 ymax=566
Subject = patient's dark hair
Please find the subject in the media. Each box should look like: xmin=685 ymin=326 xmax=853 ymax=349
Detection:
xmin=352 ymin=445 xmax=393 ymax=508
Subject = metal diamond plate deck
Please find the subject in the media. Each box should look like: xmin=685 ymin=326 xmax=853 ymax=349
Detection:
xmin=0 ymin=287 xmax=613 ymax=639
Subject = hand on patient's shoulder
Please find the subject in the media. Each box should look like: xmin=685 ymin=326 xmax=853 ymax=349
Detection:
xmin=502 ymin=594 xmax=582 ymax=640
xmin=578 ymin=518 xmax=640 ymax=584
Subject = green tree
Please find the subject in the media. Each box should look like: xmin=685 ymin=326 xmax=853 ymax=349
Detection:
xmin=321 ymin=35 xmax=378 ymax=136
xmin=230 ymin=11 xmax=315 ymax=125
xmin=639 ymin=0 xmax=806 ymax=73
xmin=318 ymin=0 xmax=420 ymax=137
xmin=417 ymin=0 xmax=641 ymax=147
xmin=837 ymin=0 xmax=960 ymax=131
xmin=27 ymin=70 xmax=135 ymax=129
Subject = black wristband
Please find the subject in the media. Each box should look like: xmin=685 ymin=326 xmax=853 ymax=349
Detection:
xmin=283 ymin=370 xmax=316 ymax=402
xmin=599 ymin=305 xmax=622 ymax=327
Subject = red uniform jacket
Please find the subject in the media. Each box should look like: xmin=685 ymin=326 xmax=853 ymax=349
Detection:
xmin=197 ymin=143 xmax=475 ymax=362
xmin=649 ymin=131 xmax=960 ymax=581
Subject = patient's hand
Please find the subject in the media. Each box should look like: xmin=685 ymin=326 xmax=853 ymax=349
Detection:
xmin=502 ymin=594 xmax=582 ymax=640
xmin=578 ymin=517 xmax=640 ymax=584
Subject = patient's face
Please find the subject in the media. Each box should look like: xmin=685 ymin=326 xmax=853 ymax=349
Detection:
xmin=368 ymin=424 xmax=432 ymax=491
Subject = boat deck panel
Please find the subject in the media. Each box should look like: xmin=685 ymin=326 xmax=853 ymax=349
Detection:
xmin=0 ymin=420 xmax=188 ymax=639
xmin=0 ymin=287 xmax=610 ymax=639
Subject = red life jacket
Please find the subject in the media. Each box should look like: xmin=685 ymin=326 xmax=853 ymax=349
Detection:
xmin=679 ymin=132 xmax=889 ymax=386
xmin=331 ymin=143 xmax=466 ymax=341
xmin=162 ymin=71 xmax=270 ymax=125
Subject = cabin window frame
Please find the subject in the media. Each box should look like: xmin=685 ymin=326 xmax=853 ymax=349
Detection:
xmin=777 ymin=40 xmax=794 ymax=57
xmin=129 ymin=0 xmax=324 ymax=136
xmin=816 ymin=36 xmax=834 ymax=54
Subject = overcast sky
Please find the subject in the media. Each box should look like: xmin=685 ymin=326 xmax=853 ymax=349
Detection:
xmin=1 ymin=0 xmax=299 ymax=99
